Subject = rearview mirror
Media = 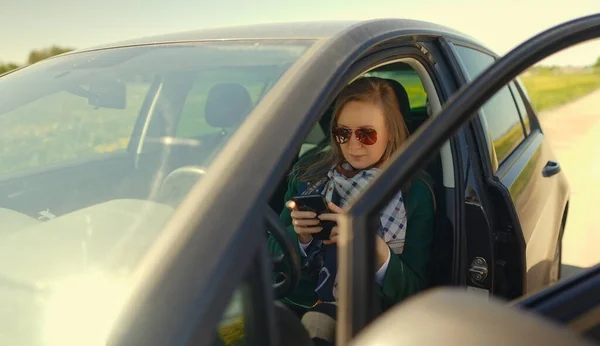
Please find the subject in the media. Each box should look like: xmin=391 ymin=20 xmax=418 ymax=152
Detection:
xmin=87 ymin=78 xmax=126 ymax=109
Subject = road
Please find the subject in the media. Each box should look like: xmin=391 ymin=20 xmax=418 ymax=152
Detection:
xmin=538 ymin=88 xmax=600 ymax=279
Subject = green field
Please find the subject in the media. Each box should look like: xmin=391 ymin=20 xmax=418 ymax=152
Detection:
xmin=2 ymin=66 xmax=599 ymax=177
xmin=0 ymin=85 xmax=149 ymax=175
xmin=520 ymin=70 xmax=600 ymax=112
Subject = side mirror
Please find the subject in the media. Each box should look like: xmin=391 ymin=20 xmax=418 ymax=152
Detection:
xmin=87 ymin=78 xmax=126 ymax=109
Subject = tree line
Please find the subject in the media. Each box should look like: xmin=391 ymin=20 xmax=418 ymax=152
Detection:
xmin=0 ymin=45 xmax=74 ymax=75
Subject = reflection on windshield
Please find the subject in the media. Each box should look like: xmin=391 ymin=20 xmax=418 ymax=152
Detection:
xmin=0 ymin=40 xmax=313 ymax=345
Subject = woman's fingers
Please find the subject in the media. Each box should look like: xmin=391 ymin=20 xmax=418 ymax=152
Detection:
xmin=295 ymin=226 xmax=323 ymax=235
xmin=323 ymin=227 xmax=339 ymax=245
xmin=327 ymin=202 xmax=344 ymax=214
xmin=285 ymin=200 xmax=297 ymax=210
xmin=291 ymin=210 xmax=317 ymax=219
xmin=318 ymin=212 xmax=339 ymax=222
xmin=293 ymin=218 xmax=320 ymax=227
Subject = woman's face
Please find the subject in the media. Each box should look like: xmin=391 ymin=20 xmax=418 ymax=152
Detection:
xmin=336 ymin=100 xmax=389 ymax=169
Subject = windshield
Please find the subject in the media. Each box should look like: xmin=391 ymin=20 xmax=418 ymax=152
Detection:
xmin=0 ymin=40 xmax=313 ymax=345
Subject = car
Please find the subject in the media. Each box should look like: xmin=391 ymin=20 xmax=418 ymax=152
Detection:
xmin=0 ymin=12 xmax=597 ymax=346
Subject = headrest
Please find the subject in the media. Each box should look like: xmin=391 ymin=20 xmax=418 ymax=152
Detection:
xmin=205 ymin=83 xmax=252 ymax=128
xmin=383 ymin=78 xmax=414 ymax=132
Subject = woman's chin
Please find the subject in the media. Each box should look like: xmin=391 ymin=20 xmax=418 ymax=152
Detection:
xmin=347 ymin=157 xmax=375 ymax=170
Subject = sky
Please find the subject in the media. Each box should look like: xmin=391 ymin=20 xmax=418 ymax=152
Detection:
xmin=1 ymin=0 xmax=599 ymax=66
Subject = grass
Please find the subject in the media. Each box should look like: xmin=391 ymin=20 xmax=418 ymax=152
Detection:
xmin=3 ymin=65 xmax=598 ymax=178
xmin=0 ymin=84 xmax=150 ymax=175
xmin=0 ymin=69 xmax=276 ymax=176
xmin=365 ymin=70 xmax=428 ymax=109
xmin=494 ymin=122 xmax=526 ymax=165
xmin=520 ymin=70 xmax=600 ymax=112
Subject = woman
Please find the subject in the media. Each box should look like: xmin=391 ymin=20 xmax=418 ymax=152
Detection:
xmin=268 ymin=77 xmax=434 ymax=343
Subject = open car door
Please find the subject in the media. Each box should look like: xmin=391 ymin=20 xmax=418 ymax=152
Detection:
xmin=349 ymin=264 xmax=600 ymax=346
xmin=339 ymin=13 xmax=600 ymax=345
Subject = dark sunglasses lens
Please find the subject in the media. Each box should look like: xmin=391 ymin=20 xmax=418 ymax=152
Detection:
xmin=356 ymin=129 xmax=377 ymax=145
xmin=333 ymin=128 xmax=352 ymax=143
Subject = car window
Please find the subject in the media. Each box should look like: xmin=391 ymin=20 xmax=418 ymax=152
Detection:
xmin=364 ymin=67 xmax=428 ymax=109
xmin=0 ymin=40 xmax=313 ymax=346
xmin=0 ymin=77 xmax=150 ymax=175
xmin=511 ymin=79 xmax=534 ymax=133
xmin=453 ymin=44 xmax=497 ymax=80
xmin=214 ymin=282 xmax=255 ymax=346
xmin=509 ymin=83 xmax=530 ymax=134
xmin=480 ymin=86 xmax=527 ymax=166
xmin=454 ymin=44 xmax=527 ymax=168
xmin=176 ymin=70 xmax=271 ymax=138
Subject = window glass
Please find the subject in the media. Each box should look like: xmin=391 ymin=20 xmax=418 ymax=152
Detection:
xmin=481 ymin=86 xmax=527 ymax=164
xmin=453 ymin=45 xmax=496 ymax=79
xmin=176 ymin=70 xmax=273 ymax=138
xmin=454 ymin=45 xmax=527 ymax=166
xmin=215 ymin=283 xmax=253 ymax=346
xmin=0 ymin=40 xmax=312 ymax=346
xmin=513 ymin=78 xmax=536 ymax=132
xmin=364 ymin=67 xmax=428 ymax=109
xmin=0 ymin=76 xmax=150 ymax=175
xmin=510 ymin=83 xmax=531 ymax=134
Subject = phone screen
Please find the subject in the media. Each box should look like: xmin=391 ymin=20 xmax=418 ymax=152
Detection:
xmin=292 ymin=195 xmax=334 ymax=241
xmin=292 ymin=195 xmax=329 ymax=214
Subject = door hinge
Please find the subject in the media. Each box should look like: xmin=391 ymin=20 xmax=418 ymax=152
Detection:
xmin=469 ymin=257 xmax=488 ymax=284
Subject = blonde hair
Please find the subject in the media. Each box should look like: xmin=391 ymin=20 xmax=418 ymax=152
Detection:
xmin=295 ymin=77 xmax=410 ymax=183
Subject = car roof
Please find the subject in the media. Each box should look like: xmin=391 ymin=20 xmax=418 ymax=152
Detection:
xmin=67 ymin=18 xmax=486 ymax=54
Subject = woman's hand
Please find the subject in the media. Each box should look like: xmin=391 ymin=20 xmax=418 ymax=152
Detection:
xmin=318 ymin=202 xmax=343 ymax=245
xmin=286 ymin=201 xmax=322 ymax=244
xmin=374 ymin=236 xmax=391 ymax=269
xmin=319 ymin=202 xmax=390 ymax=268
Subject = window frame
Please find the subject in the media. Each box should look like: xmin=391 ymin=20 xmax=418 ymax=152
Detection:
xmin=508 ymin=81 xmax=531 ymax=135
xmin=448 ymin=41 xmax=530 ymax=175
xmin=478 ymin=85 xmax=528 ymax=166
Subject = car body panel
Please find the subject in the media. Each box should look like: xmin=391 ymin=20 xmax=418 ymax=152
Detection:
xmin=69 ymin=19 xmax=482 ymax=53
xmin=500 ymin=128 xmax=570 ymax=293
xmin=443 ymin=38 xmax=571 ymax=296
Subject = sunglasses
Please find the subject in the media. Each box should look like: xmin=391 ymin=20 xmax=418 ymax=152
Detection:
xmin=332 ymin=127 xmax=378 ymax=145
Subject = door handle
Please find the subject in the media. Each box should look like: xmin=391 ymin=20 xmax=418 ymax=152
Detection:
xmin=542 ymin=160 xmax=561 ymax=177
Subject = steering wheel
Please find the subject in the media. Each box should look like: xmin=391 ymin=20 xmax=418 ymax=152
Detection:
xmin=264 ymin=207 xmax=301 ymax=299
xmin=158 ymin=165 xmax=207 ymax=207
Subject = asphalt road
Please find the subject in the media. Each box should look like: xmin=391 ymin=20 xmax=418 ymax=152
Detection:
xmin=538 ymin=88 xmax=600 ymax=280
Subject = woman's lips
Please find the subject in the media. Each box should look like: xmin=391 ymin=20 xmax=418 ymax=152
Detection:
xmin=348 ymin=154 xmax=365 ymax=160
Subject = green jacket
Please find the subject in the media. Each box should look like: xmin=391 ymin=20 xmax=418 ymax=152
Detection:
xmin=267 ymin=171 xmax=435 ymax=312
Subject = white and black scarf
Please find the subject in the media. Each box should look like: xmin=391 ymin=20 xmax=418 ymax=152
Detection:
xmin=301 ymin=162 xmax=407 ymax=302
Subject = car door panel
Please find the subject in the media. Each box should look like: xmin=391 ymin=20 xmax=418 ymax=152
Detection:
xmin=0 ymin=150 xmax=134 ymax=219
xmin=500 ymin=129 xmax=569 ymax=293
xmin=446 ymin=41 xmax=570 ymax=295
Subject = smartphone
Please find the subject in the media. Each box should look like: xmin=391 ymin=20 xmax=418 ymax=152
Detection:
xmin=292 ymin=194 xmax=335 ymax=241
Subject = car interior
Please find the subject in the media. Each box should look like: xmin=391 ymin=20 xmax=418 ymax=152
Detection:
xmin=0 ymin=54 xmax=458 ymax=346
xmin=267 ymin=60 xmax=455 ymax=290
xmin=0 ymin=57 xmax=456 ymax=288
xmin=264 ymin=59 xmax=458 ymax=345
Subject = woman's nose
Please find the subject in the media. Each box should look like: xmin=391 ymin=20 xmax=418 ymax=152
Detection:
xmin=347 ymin=133 xmax=362 ymax=149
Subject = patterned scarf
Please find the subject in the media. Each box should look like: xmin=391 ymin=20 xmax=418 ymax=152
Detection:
xmin=301 ymin=162 xmax=407 ymax=303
